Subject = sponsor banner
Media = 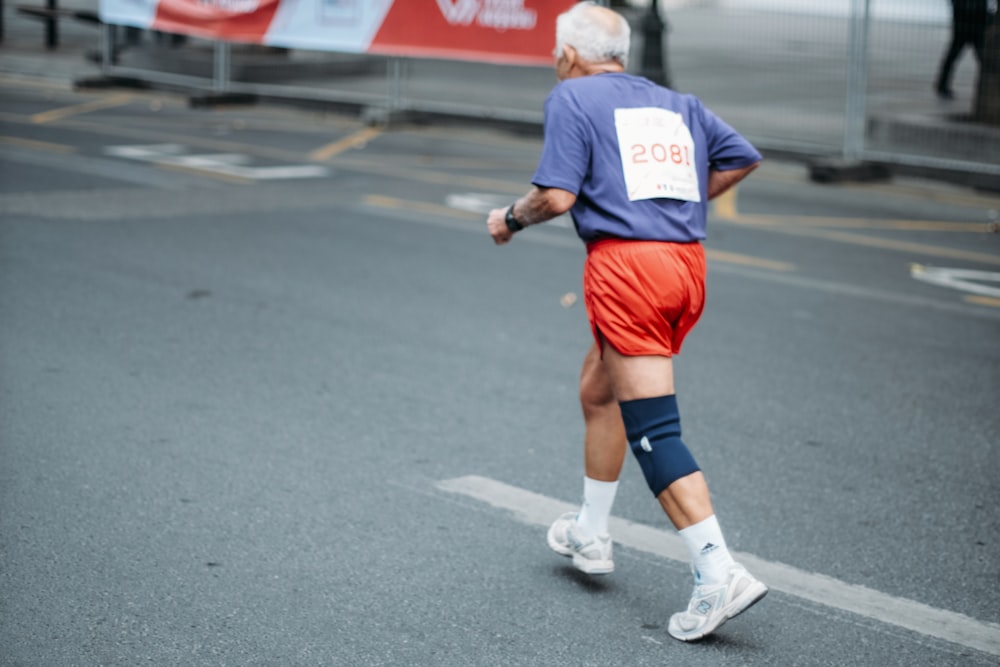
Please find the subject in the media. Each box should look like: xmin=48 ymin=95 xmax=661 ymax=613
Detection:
xmin=98 ymin=0 xmax=574 ymax=65
xmin=368 ymin=0 xmax=576 ymax=65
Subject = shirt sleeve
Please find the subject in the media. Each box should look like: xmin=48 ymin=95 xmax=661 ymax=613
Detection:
xmin=531 ymin=85 xmax=592 ymax=194
xmin=698 ymin=100 xmax=762 ymax=172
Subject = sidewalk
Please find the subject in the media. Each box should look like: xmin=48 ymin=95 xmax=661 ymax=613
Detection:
xmin=2 ymin=2 xmax=998 ymax=190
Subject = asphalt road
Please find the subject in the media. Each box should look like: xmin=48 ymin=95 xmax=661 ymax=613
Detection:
xmin=1 ymin=78 xmax=998 ymax=666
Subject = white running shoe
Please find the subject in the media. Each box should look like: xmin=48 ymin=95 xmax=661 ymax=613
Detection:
xmin=667 ymin=564 xmax=767 ymax=642
xmin=546 ymin=512 xmax=614 ymax=575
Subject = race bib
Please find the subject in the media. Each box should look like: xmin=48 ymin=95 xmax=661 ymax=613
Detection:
xmin=614 ymin=107 xmax=700 ymax=203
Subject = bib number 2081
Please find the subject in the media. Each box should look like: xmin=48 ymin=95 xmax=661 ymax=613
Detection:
xmin=632 ymin=143 xmax=691 ymax=167
xmin=615 ymin=107 xmax=700 ymax=203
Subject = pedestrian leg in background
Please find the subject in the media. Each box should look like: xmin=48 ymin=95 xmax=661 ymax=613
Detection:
xmin=936 ymin=0 xmax=990 ymax=99
xmin=937 ymin=34 xmax=965 ymax=98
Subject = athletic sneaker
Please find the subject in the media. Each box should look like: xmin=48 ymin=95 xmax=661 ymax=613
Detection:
xmin=667 ymin=564 xmax=767 ymax=642
xmin=546 ymin=511 xmax=614 ymax=575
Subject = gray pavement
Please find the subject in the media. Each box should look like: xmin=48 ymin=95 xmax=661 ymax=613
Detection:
xmin=2 ymin=18 xmax=1000 ymax=667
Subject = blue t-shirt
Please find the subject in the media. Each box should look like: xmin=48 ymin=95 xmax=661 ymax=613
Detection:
xmin=531 ymin=73 xmax=761 ymax=243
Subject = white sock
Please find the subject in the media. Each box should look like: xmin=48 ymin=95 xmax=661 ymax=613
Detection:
xmin=679 ymin=515 xmax=736 ymax=585
xmin=576 ymin=476 xmax=618 ymax=537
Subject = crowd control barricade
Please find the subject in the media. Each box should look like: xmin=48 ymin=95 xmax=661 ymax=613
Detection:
xmin=93 ymin=0 xmax=573 ymax=125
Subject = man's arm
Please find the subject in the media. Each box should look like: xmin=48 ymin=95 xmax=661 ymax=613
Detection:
xmin=487 ymin=186 xmax=577 ymax=246
xmin=707 ymin=163 xmax=760 ymax=200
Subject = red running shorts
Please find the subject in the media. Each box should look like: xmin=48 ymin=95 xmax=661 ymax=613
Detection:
xmin=583 ymin=239 xmax=706 ymax=357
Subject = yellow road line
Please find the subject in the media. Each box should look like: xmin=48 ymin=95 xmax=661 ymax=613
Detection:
xmin=721 ymin=213 xmax=1000 ymax=266
xmin=358 ymin=155 xmax=536 ymax=171
xmin=0 ymin=135 xmax=75 ymax=153
xmin=793 ymin=226 xmax=1000 ymax=266
xmin=727 ymin=213 xmax=994 ymax=234
xmin=712 ymin=187 xmax=739 ymax=220
xmin=365 ymin=194 xmax=480 ymax=220
xmin=705 ymin=248 xmax=796 ymax=272
xmin=846 ymin=179 xmax=1000 ymax=210
xmin=964 ymin=295 xmax=1000 ymax=308
xmin=344 ymin=157 xmax=524 ymax=193
xmin=309 ymin=127 xmax=383 ymax=162
xmin=31 ymin=93 xmax=134 ymax=125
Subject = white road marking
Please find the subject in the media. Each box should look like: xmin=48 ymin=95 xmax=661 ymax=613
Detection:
xmin=436 ymin=474 xmax=1000 ymax=658
xmin=105 ymin=143 xmax=187 ymax=159
xmin=911 ymin=265 xmax=1000 ymax=299
xmin=444 ymin=192 xmax=509 ymax=214
xmin=0 ymin=144 xmax=203 ymax=189
xmin=104 ymin=144 xmax=328 ymax=181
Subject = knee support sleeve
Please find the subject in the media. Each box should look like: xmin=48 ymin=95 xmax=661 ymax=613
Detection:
xmin=619 ymin=395 xmax=700 ymax=497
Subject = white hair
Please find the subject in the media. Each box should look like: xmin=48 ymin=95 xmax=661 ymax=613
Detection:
xmin=555 ymin=1 xmax=631 ymax=68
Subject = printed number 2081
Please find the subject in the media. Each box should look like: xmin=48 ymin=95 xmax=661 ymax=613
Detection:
xmin=631 ymin=143 xmax=691 ymax=166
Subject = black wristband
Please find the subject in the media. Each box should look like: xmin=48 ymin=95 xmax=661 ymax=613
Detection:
xmin=505 ymin=204 xmax=525 ymax=232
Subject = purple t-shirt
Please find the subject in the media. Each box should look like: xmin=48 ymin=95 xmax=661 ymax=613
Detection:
xmin=532 ymin=73 xmax=760 ymax=243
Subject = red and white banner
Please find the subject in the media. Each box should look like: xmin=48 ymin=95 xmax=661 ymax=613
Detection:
xmin=99 ymin=0 xmax=577 ymax=65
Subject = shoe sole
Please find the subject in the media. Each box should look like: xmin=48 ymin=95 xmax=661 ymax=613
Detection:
xmin=669 ymin=581 xmax=768 ymax=642
xmin=547 ymin=526 xmax=614 ymax=575
xmin=572 ymin=554 xmax=614 ymax=575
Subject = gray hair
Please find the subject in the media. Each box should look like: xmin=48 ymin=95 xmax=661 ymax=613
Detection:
xmin=555 ymin=1 xmax=631 ymax=68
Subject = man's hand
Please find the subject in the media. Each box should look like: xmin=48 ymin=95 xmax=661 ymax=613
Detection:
xmin=486 ymin=187 xmax=575 ymax=246
xmin=487 ymin=207 xmax=515 ymax=245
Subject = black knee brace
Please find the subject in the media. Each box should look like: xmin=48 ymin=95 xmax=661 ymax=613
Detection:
xmin=619 ymin=395 xmax=700 ymax=497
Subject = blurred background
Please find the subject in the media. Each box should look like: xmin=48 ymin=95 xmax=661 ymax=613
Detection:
xmin=2 ymin=0 xmax=998 ymax=188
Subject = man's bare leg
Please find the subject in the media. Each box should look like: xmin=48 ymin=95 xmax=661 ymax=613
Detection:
xmin=656 ymin=472 xmax=714 ymax=530
xmin=568 ymin=343 xmax=628 ymax=541
xmin=545 ymin=343 xmax=625 ymax=573
xmin=580 ymin=342 xmax=627 ymax=482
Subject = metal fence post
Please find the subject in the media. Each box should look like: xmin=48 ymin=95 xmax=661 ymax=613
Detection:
xmin=100 ymin=23 xmax=114 ymax=73
xmin=213 ymin=40 xmax=230 ymax=93
xmin=387 ymin=57 xmax=403 ymax=111
xmin=843 ymin=0 xmax=871 ymax=162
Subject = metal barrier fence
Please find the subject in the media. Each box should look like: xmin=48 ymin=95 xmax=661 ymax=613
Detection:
xmin=86 ymin=0 xmax=999 ymax=181
xmin=666 ymin=0 xmax=999 ymax=178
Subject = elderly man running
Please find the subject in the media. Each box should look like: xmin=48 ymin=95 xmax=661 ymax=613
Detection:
xmin=486 ymin=1 xmax=766 ymax=642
